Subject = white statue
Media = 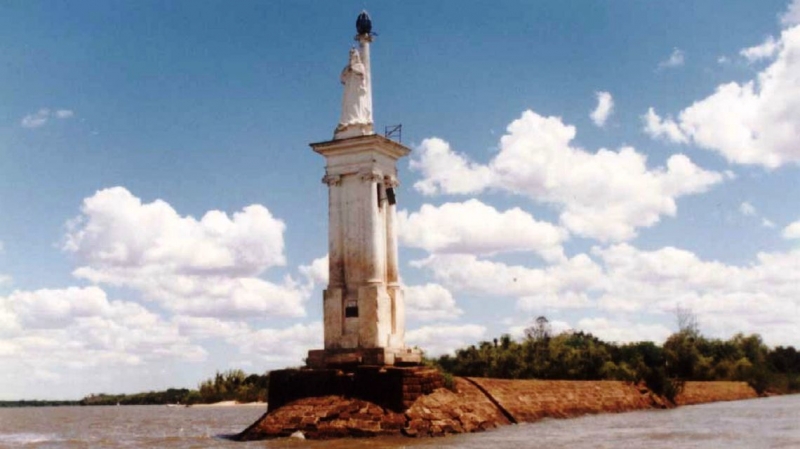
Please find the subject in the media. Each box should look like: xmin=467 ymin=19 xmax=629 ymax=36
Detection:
xmin=335 ymin=47 xmax=373 ymax=138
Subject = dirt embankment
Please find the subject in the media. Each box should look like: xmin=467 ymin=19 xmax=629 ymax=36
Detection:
xmin=675 ymin=381 xmax=758 ymax=405
xmin=236 ymin=378 xmax=758 ymax=440
xmin=467 ymin=378 xmax=662 ymax=422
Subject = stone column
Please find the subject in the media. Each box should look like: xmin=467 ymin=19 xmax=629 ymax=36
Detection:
xmin=360 ymin=169 xmax=383 ymax=284
xmin=322 ymin=173 xmax=344 ymax=349
xmin=384 ymin=175 xmax=404 ymax=347
xmin=358 ymin=168 xmax=390 ymax=348
xmin=323 ymin=174 xmax=344 ymax=288
xmin=384 ymin=176 xmax=400 ymax=287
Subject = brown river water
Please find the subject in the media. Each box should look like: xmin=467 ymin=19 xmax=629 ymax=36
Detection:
xmin=1 ymin=395 xmax=798 ymax=448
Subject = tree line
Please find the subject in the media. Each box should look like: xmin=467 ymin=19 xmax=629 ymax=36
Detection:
xmin=431 ymin=315 xmax=800 ymax=400
xmin=0 ymin=400 xmax=80 ymax=408
xmin=79 ymin=369 xmax=269 ymax=406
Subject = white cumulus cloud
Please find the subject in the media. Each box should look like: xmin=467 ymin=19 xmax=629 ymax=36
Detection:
xmin=411 ymin=241 xmax=800 ymax=346
xmin=173 ymin=316 xmax=250 ymax=340
xmin=782 ymin=0 xmax=800 ymax=26
xmin=0 ymin=286 xmax=207 ymax=365
xmin=642 ymin=108 xmax=689 ymax=143
xmin=228 ymin=322 xmax=322 ymax=365
xmin=0 ymin=286 xmax=210 ymax=399
xmin=645 ymin=24 xmax=800 ymax=168
xmin=406 ymin=324 xmax=486 ymax=357
xmin=592 ymin=244 xmax=800 ymax=345
xmin=783 ymin=220 xmax=800 ymax=239
xmin=411 ymin=110 xmax=722 ymax=241
xmin=589 ymin=91 xmax=614 ymax=127
xmin=63 ymin=187 xmax=306 ymax=318
xmin=741 ymin=36 xmax=780 ymax=62
xmin=410 ymin=138 xmax=493 ymax=196
xmin=411 ymin=253 xmax=604 ymax=312
xmin=299 ymin=255 xmax=329 ymax=287
xmin=404 ymin=283 xmax=463 ymax=321
xmin=399 ymin=199 xmax=566 ymax=261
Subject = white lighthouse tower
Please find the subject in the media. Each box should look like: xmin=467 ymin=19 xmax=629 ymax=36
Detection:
xmin=307 ymin=11 xmax=420 ymax=368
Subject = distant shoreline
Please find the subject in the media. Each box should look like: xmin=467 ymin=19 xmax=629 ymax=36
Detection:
xmin=0 ymin=400 xmax=80 ymax=408
xmin=0 ymin=400 xmax=267 ymax=408
xmin=186 ymin=401 xmax=267 ymax=408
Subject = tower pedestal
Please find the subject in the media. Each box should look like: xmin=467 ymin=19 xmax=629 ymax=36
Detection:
xmin=307 ymin=347 xmax=422 ymax=369
xmin=309 ymin=134 xmax=415 ymax=368
xmin=266 ymin=365 xmax=441 ymax=414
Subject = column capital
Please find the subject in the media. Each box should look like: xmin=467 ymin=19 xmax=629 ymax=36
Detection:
xmin=322 ymin=174 xmax=342 ymax=186
xmin=384 ymin=175 xmax=400 ymax=188
xmin=359 ymin=168 xmax=383 ymax=183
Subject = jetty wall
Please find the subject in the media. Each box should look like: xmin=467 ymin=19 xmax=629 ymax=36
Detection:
xmin=467 ymin=378 xmax=659 ymax=422
xmin=236 ymin=378 xmax=759 ymax=440
xmin=675 ymin=381 xmax=758 ymax=405
xmin=465 ymin=379 xmax=757 ymax=423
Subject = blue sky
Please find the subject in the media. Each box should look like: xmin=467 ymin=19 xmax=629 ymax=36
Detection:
xmin=2 ymin=0 xmax=800 ymax=399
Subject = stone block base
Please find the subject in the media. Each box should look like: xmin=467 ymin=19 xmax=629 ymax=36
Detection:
xmin=267 ymin=365 xmax=443 ymax=413
xmin=306 ymin=347 xmax=422 ymax=369
xmin=235 ymin=377 xmax=510 ymax=441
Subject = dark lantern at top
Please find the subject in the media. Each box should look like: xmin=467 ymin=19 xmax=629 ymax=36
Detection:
xmin=356 ymin=11 xmax=372 ymax=35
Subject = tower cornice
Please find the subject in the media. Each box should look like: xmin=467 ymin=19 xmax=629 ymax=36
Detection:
xmin=311 ymin=134 xmax=411 ymax=160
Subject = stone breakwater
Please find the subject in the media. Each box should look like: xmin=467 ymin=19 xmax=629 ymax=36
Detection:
xmin=235 ymin=379 xmax=758 ymax=440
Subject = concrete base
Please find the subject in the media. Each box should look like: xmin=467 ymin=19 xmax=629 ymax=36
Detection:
xmin=307 ymin=347 xmax=422 ymax=369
